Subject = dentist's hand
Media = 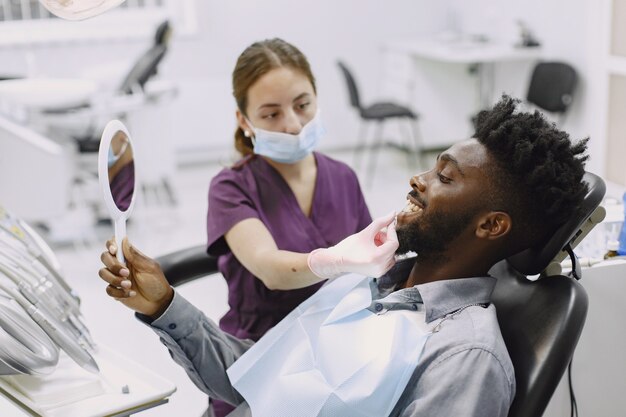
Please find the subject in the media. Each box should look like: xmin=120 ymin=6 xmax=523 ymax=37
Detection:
xmin=99 ymin=238 xmax=174 ymax=318
xmin=307 ymin=211 xmax=399 ymax=279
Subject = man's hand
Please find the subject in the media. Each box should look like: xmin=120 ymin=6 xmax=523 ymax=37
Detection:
xmin=99 ymin=238 xmax=174 ymax=318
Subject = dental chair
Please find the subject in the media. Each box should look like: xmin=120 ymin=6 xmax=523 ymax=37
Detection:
xmin=155 ymin=172 xmax=606 ymax=417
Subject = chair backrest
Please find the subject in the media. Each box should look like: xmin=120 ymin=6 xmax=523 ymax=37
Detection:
xmin=158 ymin=245 xmax=219 ymax=287
xmin=118 ymin=20 xmax=172 ymax=95
xmin=336 ymin=61 xmax=362 ymax=110
xmin=489 ymin=171 xmax=605 ymax=417
xmin=526 ymin=62 xmax=578 ymax=114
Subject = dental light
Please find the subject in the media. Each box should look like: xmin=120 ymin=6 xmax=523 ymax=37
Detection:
xmin=38 ymin=0 xmax=126 ymax=21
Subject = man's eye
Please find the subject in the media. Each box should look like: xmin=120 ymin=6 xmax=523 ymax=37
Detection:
xmin=437 ymin=173 xmax=451 ymax=183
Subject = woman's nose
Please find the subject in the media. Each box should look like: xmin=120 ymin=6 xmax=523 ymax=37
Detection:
xmin=283 ymin=109 xmax=303 ymax=135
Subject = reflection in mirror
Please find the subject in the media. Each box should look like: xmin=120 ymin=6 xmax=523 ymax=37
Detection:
xmin=107 ymin=131 xmax=135 ymax=212
xmin=99 ymin=120 xmax=137 ymax=264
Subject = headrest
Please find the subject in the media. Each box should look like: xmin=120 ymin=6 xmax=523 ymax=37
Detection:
xmin=507 ymin=172 xmax=606 ymax=276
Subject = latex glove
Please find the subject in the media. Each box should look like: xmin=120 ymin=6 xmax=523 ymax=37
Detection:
xmin=307 ymin=211 xmax=399 ymax=279
xmin=98 ymin=238 xmax=174 ymax=318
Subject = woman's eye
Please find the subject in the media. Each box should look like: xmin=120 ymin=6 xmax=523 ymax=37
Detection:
xmin=437 ymin=173 xmax=451 ymax=183
xmin=262 ymin=112 xmax=278 ymax=120
xmin=297 ymin=102 xmax=310 ymax=110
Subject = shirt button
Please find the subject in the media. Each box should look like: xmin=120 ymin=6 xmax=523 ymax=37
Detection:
xmin=168 ymin=323 xmax=177 ymax=330
xmin=374 ymin=303 xmax=383 ymax=312
xmin=411 ymin=304 xmax=418 ymax=311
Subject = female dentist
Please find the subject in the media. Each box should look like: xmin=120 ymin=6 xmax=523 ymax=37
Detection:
xmin=205 ymin=38 xmax=375 ymax=416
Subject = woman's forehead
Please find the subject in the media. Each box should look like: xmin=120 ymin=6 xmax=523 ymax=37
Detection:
xmin=247 ymin=67 xmax=314 ymax=106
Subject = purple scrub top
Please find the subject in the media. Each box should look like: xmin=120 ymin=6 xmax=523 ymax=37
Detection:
xmin=109 ymin=161 xmax=134 ymax=212
xmin=206 ymin=152 xmax=372 ymax=341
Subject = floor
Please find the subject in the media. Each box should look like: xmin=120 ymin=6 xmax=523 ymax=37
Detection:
xmin=48 ymin=146 xmax=435 ymax=417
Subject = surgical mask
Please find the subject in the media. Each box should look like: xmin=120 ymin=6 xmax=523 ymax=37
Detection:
xmin=246 ymin=110 xmax=325 ymax=164
xmin=108 ymin=141 xmax=128 ymax=168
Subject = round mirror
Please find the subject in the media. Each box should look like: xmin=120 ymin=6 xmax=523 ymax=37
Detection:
xmin=98 ymin=120 xmax=136 ymax=263
xmin=38 ymin=0 xmax=127 ymax=21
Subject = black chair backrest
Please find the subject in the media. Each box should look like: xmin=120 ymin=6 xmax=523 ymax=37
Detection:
xmin=489 ymin=171 xmax=605 ymax=417
xmin=337 ymin=61 xmax=362 ymax=110
xmin=118 ymin=20 xmax=171 ymax=95
xmin=158 ymin=245 xmax=219 ymax=288
xmin=526 ymin=62 xmax=578 ymax=113
xmin=508 ymin=172 xmax=605 ymax=275
xmin=490 ymin=261 xmax=587 ymax=417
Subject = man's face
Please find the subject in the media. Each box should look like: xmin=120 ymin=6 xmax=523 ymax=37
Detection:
xmin=396 ymin=139 xmax=493 ymax=256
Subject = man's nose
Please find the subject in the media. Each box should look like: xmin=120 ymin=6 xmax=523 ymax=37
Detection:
xmin=283 ymin=109 xmax=303 ymax=135
xmin=410 ymin=174 xmax=426 ymax=192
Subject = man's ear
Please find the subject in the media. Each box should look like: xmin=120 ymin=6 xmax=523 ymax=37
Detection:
xmin=236 ymin=110 xmax=252 ymax=137
xmin=475 ymin=211 xmax=512 ymax=240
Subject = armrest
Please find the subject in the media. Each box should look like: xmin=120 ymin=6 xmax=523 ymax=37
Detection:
xmin=155 ymin=245 xmax=219 ymax=287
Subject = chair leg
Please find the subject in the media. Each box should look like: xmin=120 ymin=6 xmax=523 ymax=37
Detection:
xmin=365 ymin=121 xmax=384 ymax=188
xmin=353 ymin=121 xmax=369 ymax=169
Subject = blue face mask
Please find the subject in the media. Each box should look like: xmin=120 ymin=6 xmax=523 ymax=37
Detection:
xmin=247 ymin=110 xmax=325 ymax=164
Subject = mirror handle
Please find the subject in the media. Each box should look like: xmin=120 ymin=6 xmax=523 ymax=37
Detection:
xmin=114 ymin=218 xmax=126 ymax=264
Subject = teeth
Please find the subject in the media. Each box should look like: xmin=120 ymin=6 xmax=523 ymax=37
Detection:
xmin=402 ymin=200 xmax=422 ymax=214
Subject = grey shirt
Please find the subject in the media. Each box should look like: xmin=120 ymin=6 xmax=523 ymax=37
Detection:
xmin=139 ymin=267 xmax=515 ymax=417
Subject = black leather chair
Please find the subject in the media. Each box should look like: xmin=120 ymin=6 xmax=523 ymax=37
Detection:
xmin=155 ymin=172 xmax=606 ymax=417
xmin=526 ymin=62 xmax=578 ymax=125
xmin=489 ymin=171 xmax=605 ymax=417
xmin=337 ymin=60 xmax=423 ymax=185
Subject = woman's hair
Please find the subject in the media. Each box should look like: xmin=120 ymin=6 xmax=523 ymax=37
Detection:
xmin=232 ymin=38 xmax=317 ymax=157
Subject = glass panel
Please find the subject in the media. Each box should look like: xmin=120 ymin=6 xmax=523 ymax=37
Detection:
xmin=606 ymin=74 xmax=626 ymax=185
xmin=611 ymin=0 xmax=626 ymax=57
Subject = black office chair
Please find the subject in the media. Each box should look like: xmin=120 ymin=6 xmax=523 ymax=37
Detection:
xmin=526 ymin=62 xmax=578 ymax=125
xmin=337 ymin=60 xmax=423 ymax=185
xmin=118 ymin=20 xmax=172 ymax=96
xmin=155 ymin=173 xmax=605 ymax=417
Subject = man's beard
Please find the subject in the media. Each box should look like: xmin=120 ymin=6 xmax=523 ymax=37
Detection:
xmin=396 ymin=206 xmax=476 ymax=257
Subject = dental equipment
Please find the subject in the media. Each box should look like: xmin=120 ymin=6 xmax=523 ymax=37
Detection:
xmin=0 ymin=210 xmax=96 ymax=349
xmin=38 ymin=0 xmax=127 ymax=21
xmin=0 ymin=260 xmax=96 ymax=351
xmin=0 ymin=294 xmax=59 ymax=376
xmin=0 ymin=209 xmax=76 ymax=299
xmin=0 ymin=277 xmax=99 ymax=374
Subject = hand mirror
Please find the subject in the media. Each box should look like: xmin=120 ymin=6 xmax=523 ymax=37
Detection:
xmin=98 ymin=120 xmax=136 ymax=263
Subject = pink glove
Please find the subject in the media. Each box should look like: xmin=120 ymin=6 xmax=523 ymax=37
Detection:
xmin=307 ymin=211 xmax=399 ymax=279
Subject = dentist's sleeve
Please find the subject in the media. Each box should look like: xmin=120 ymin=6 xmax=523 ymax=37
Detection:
xmin=136 ymin=291 xmax=254 ymax=407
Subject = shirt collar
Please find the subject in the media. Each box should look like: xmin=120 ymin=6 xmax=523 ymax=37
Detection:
xmin=376 ymin=258 xmax=497 ymax=323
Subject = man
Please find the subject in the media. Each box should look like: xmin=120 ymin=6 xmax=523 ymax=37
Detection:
xmin=99 ymin=95 xmax=589 ymax=416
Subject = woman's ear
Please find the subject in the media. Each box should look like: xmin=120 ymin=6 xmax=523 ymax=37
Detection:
xmin=236 ymin=110 xmax=252 ymax=137
xmin=476 ymin=211 xmax=512 ymax=240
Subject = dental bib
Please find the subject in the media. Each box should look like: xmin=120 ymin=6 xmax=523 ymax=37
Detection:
xmin=227 ymin=274 xmax=432 ymax=417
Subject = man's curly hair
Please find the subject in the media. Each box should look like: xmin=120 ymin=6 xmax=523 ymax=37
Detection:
xmin=473 ymin=95 xmax=589 ymax=247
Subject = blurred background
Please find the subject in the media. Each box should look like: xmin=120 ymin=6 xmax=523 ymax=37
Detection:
xmin=0 ymin=0 xmax=625 ymax=416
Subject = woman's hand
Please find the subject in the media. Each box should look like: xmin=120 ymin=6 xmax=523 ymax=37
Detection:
xmin=307 ymin=211 xmax=399 ymax=279
xmin=99 ymin=238 xmax=174 ymax=318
